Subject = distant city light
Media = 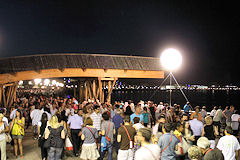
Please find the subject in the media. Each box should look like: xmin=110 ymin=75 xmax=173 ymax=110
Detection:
xmin=18 ymin=80 xmax=23 ymax=85
xmin=52 ymin=80 xmax=57 ymax=85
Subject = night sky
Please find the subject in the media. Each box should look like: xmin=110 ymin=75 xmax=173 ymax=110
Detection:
xmin=0 ymin=1 xmax=240 ymax=85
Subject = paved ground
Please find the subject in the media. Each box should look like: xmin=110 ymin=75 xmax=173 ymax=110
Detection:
xmin=7 ymin=127 xmax=117 ymax=160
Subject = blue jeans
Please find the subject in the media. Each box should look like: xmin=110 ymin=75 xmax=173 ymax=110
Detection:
xmin=99 ymin=142 xmax=113 ymax=160
xmin=48 ymin=147 xmax=63 ymax=160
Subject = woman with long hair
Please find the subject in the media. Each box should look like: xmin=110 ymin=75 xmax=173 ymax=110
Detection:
xmin=44 ymin=115 xmax=65 ymax=160
xmin=38 ymin=113 xmax=48 ymax=160
xmin=10 ymin=109 xmax=25 ymax=158
xmin=183 ymin=121 xmax=195 ymax=145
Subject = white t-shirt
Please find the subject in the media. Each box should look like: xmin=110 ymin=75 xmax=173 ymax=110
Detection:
xmin=217 ymin=135 xmax=240 ymax=160
xmin=135 ymin=144 xmax=160 ymax=160
xmin=133 ymin=123 xmax=144 ymax=131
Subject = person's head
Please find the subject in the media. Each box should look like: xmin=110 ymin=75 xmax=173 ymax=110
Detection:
xmin=158 ymin=123 xmax=164 ymax=133
xmin=188 ymin=145 xmax=202 ymax=160
xmin=193 ymin=114 xmax=198 ymax=119
xmin=49 ymin=115 xmax=59 ymax=128
xmin=16 ymin=109 xmax=23 ymax=119
xmin=163 ymin=123 xmax=172 ymax=133
xmin=135 ymin=104 xmax=141 ymax=114
xmin=175 ymin=122 xmax=184 ymax=133
xmin=225 ymin=126 xmax=233 ymax=135
xmin=183 ymin=121 xmax=190 ymax=129
xmin=74 ymin=109 xmax=78 ymax=114
xmin=41 ymin=113 xmax=48 ymax=123
xmin=158 ymin=115 xmax=166 ymax=123
xmin=0 ymin=113 xmax=4 ymax=122
xmin=124 ymin=115 xmax=131 ymax=123
xmin=230 ymin=105 xmax=235 ymax=111
xmin=0 ymin=109 xmax=6 ymax=115
xmin=205 ymin=116 xmax=213 ymax=125
xmin=143 ymin=107 xmax=147 ymax=113
xmin=202 ymin=106 xmax=206 ymax=110
xmin=93 ymin=105 xmax=100 ymax=113
xmin=85 ymin=117 xmax=93 ymax=126
xmin=181 ymin=114 xmax=189 ymax=121
xmin=136 ymin=128 xmax=152 ymax=144
xmin=102 ymin=112 xmax=110 ymax=121
xmin=197 ymin=137 xmax=210 ymax=154
xmin=133 ymin=117 xmax=140 ymax=124
xmin=195 ymin=106 xmax=200 ymax=112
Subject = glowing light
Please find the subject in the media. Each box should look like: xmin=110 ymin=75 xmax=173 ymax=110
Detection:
xmin=28 ymin=81 xmax=33 ymax=85
xmin=44 ymin=79 xmax=50 ymax=86
xmin=18 ymin=80 xmax=23 ymax=85
xmin=34 ymin=79 xmax=41 ymax=84
xmin=52 ymin=80 xmax=57 ymax=85
xmin=160 ymin=48 xmax=182 ymax=71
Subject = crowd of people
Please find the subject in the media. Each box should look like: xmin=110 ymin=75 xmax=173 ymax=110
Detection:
xmin=0 ymin=94 xmax=240 ymax=160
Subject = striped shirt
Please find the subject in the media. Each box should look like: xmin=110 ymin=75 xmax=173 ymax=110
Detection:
xmin=90 ymin=112 xmax=102 ymax=131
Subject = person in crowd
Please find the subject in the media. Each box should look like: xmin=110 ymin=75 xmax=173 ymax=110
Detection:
xmin=0 ymin=109 xmax=8 ymax=126
xmin=213 ymin=106 xmax=223 ymax=135
xmin=125 ymin=104 xmax=133 ymax=116
xmin=166 ymin=106 xmax=176 ymax=123
xmin=11 ymin=109 xmax=25 ymax=158
xmin=65 ymin=104 xmax=74 ymax=117
xmin=217 ymin=126 xmax=240 ymax=160
xmin=130 ymin=104 xmax=143 ymax=124
xmin=201 ymin=116 xmax=218 ymax=149
xmin=90 ymin=105 xmax=102 ymax=131
xmin=67 ymin=109 xmax=83 ymax=157
xmin=158 ymin=123 xmax=179 ymax=160
xmin=142 ymin=107 xmax=149 ymax=127
xmin=210 ymin=106 xmax=217 ymax=118
xmin=182 ymin=121 xmax=195 ymax=145
xmin=183 ymin=102 xmax=191 ymax=113
xmin=44 ymin=115 xmax=65 ymax=160
xmin=117 ymin=116 xmax=136 ymax=160
xmin=133 ymin=117 xmax=144 ymax=131
xmin=80 ymin=117 xmax=100 ymax=160
xmin=148 ymin=102 xmax=156 ymax=128
xmin=30 ymin=103 xmax=42 ymax=140
xmin=134 ymin=128 xmax=160 ymax=160
xmin=181 ymin=114 xmax=189 ymax=124
xmin=50 ymin=103 xmax=58 ymax=116
xmin=189 ymin=114 xmax=203 ymax=145
xmin=0 ymin=113 xmax=9 ymax=160
xmin=223 ymin=105 xmax=234 ymax=127
xmin=153 ymin=114 xmax=166 ymax=136
xmin=38 ymin=113 xmax=48 ymax=160
xmin=190 ymin=106 xmax=202 ymax=121
xmin=187 ymin=145 xmax=202 ymax=160
xmin=100 ymin=112 xmax=115 ymax=160
xmin=231 ymin=110 xmax=240 ymax=137
xmin=112 ymin=104 xmax=124 ymax=154
xmin=10 ymin=105 xmax=18 ymax=120
xmin=197 ymin=137 xmax=223 ymax=160
xmin=200 ymin=106 xmax=208 ymax=123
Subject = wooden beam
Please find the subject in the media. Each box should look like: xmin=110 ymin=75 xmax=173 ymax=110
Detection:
xmin=0 ymin=68 xmax=164 ymax=84
xmin=0 ymin=86 xmax=2 ymax=105
xmin=106 ymin=77 xmax=118 ymax=103
xmin=98 ymin=78 xmax=103 ymax=103
xmin=9 ymin=83 xmax=18 ymax=108
xmin=2 ymin=87 xmax=6 ymax=108
xmin=84 ymin=81 xmax=88 ymax=101
xmin=92 ymin=80 xmax=96 ymax=100
xmin=87 ymin=81 xmax=92 ymax=100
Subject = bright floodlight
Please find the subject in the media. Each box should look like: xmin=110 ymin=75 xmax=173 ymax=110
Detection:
xmin=160 ymin=48 xmax=182 ymax=71
xmin=34 ymin=79 xmax=41 ymax=84
xmin=52 ymin=80 xmax=57 ymax=85
xmin=44 ymin=79 xmax=50 ymax=86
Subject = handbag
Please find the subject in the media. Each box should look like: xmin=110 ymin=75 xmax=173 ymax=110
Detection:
xmin=175 ymin=136 xmax=191 ymax=155
xmin=5 ymin=133 xmax=12 ymax=143
xmin=101 ymin=136 xmax=107 ymax=152
xmin=65 ymin=136 xmax=73 ymax=151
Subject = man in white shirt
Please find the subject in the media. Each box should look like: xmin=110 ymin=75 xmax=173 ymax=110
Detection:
xmin=90 ymin=105 xmax=102 ymax=131
xmin=135 ymin=127 xmax=160 ymax=160
xmin=217 ymin=126 xmax=240 ymax=160
xmin=30 ymin=104 xmax=42 ymax=139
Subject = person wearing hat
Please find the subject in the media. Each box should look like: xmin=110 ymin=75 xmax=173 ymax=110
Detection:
xmin=190 ymin=106 xmax=202 ymax=122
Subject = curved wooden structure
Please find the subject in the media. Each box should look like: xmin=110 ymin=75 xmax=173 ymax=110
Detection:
xmin=0 ymin=53 xmax=164 ymax=106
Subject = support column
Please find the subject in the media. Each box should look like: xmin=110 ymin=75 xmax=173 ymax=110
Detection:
xmin=92 ymin=80 xmax=96 ymax=100
xmin=98 ymin=78 xmax=103 ymax=103
xmin=84 ymin=81 xmax=88 ymax=101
